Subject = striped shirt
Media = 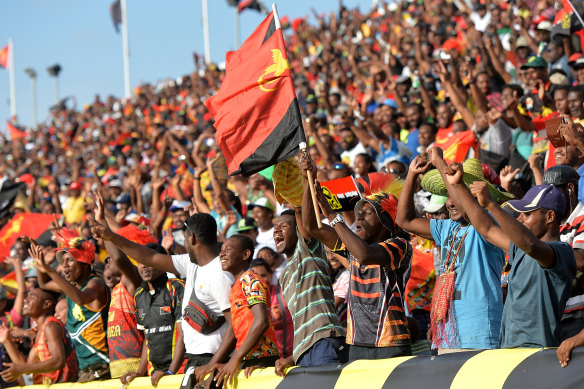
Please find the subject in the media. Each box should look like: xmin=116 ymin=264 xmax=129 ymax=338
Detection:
xmin=345 ymin=237 xmax=412 ymax=347
xmin=560 ymin=202 xmax=584 ymax=319
xmin=279 ymin=231 xmax=345 ymax=363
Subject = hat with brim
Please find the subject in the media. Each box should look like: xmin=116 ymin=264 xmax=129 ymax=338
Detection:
xmin=236 ymin=217 xmax=258 ymax=233
xmin=543 ymin=165 xmax=580 ymax=186
xmin=521 ymin=56 xmax=548 ymax=70
xmin=423 ymin=194 xmax=448 ymax=213
xmin=421 ymin=158 xmax=514 ymax=203
xmin=247 ymin=197 xmax=275 ymax=212
xmin=506 ymin=184 xmax=565 ymax=216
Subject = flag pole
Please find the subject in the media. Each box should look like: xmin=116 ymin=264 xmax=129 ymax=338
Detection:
xmin=272 ymin=3 xmax=322 ymax=227
xmin=202 ymin=0 xmax=211 ymax=64
xmin=8 ymin=38 xmax=16 ymax=119
xmin=121 ymin=0 xmax=131 ymax=98
xmin=566 ymin=0 xmax=584 ymax=28
xmin=235 ymin=6 xmax=241 ymax=48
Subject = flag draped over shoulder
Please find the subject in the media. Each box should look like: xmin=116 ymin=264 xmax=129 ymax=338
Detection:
xmin=0 ymin=45 xmax=8 ymax=69
xmin=204 ymin=11 xmax=305 ymax=177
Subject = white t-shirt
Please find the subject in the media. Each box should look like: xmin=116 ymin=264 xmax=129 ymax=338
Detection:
xmin=256 ymin=226 xmax=276 ymax=253
xmin=171 ymin=254 xmax=235 ymax=355
xmin=271 ymin=260 xmax=286 ymax=286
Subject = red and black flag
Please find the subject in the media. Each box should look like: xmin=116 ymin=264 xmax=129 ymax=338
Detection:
xmin=204 ymin=11 xmax=305 ymax=177
xmin=551 ymin=0 xmax=583 ymax=41
xmin=238 ymin=0 xmax=267 ymax=14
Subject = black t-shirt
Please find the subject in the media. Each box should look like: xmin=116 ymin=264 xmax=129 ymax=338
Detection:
xmin=134 ymin=275 xmax=185 ymax=371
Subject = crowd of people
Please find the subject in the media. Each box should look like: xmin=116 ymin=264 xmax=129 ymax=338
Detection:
xmin=1 ymin=0 xmax=584 ymax=386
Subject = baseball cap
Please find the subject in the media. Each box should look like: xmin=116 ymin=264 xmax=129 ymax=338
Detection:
xmin=570 ymin=54 xmax=584 ymax=68
xmin=108 ymin=179 xmax=122 ymax=188
xmin=70 ymin=182 xmax=82 ymax=190
xmin=247 ymin=197 xmax=275 ymax=212
xmin=306 ymin=94 xmax=317 ymax=104
xmin=506 ymin=185 xmax=566 ymax=216
xmin=169 ymin=200 xmax=191 ymax=212
xmin=383 ymin=98 xmax=398 ymax=110
xmin=423 ymin=194 xmax=448 ymax=213
xmin=537 ymin=20 xmax=553 ymax=31
xmin=521 ymin=56 xmax=548 ymax=69
xmin=543 ymin=165 xmax=580 ymax=186
xmin=516 ymin=36 xmax=529 ymax=49
xmin=236 ymin=217 xmax=258 ymax=232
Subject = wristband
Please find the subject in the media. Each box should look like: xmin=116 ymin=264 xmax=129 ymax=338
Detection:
xmin=194 ymin=177 xmax=201 ymax=181
xmin=329 ymin=214 xmax=345 ymax=227
xmin=166 ymin=370 xmax=174 ymax=375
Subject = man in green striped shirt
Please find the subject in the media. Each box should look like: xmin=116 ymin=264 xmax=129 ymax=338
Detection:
xmin=273 ymin=209 xmax=347 ymax=376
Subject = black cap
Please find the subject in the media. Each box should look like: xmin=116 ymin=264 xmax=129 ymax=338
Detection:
xmin=543 ymin=165 xmax=580 ymax=186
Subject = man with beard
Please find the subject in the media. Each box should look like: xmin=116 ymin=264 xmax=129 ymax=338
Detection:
xmin=339 ymin=127 xmax=368 ymax=166
xmin=396 ymin=149 xmax=506 ymax=352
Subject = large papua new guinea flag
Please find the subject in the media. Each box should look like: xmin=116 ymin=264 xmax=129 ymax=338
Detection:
xmin=204 ymin=10 xmax=305 ymax=177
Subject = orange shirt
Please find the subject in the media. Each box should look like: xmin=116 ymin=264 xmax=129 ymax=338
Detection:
xmin=33 ymin=317 xmax=79 ymax=385
xmin=229 ymin=270 xmax=279 ymax=360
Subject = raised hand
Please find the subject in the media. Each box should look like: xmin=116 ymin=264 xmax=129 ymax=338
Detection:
xmin=297 ymin=152 xmax=317 ymax=179
xmin=469 ymin=181 xmax=494 ymax=207
xmin=409 ymin=155 xmax=432 ymax=175
xmin=499 ymin=165 xmax=520 ymax=190
xmin=0 ymin=322 xmax=11 ymax=343
xmin=225 ymin=211 xmax=238 ymax=227
xmin=88 ymin=216 xmax=115 ymax=242
xmin=29 ymin=242 xmax=50 ymax=274
xmin=558 ymin=114 xmax=584 ymax=147
xmin=161 ymin=229 xmax=175 ymax=252
xmin=427 ymin=146 xmax=444 ymax=166
xmin=527 ymin=154 xmax=542 ymax=170
xmin=93 ymin=191 xmax=106 ymax=224
xmin=314 ymin=181 xmax=336 ymax=220
xmin=444 ymin=162 xmax=464 ymax=186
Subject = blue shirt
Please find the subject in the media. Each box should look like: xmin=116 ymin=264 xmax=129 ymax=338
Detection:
xmin=577 ymin=164 xmax=584 ymax=206
xmin=210 ymin=206 xmax=240 ymax=238
xmin=406 ymin=130 xmax=420 ymax=157
xmin=500 ymin=241 xmax=576 ymax=348
xmin=430 ymin=219 xmax=505 ymax=349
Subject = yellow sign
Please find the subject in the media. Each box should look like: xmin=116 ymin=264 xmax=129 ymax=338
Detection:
xmin=258 ymin=49 xmax=289 ymax=92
